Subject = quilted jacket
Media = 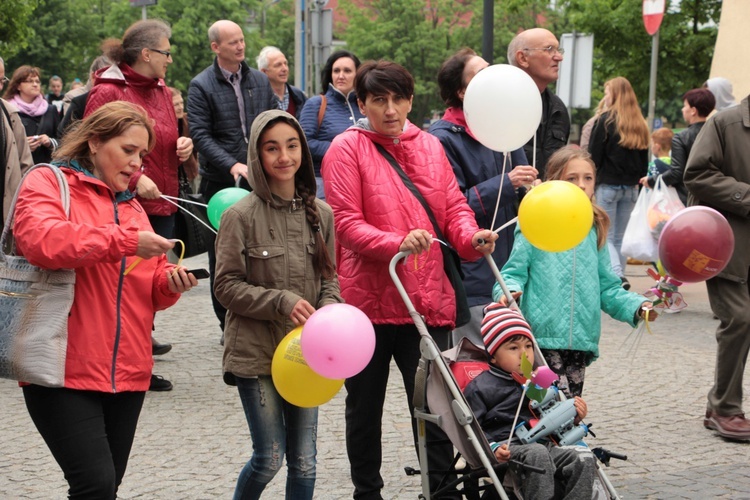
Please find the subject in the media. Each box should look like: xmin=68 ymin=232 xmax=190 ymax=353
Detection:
xmin=493 ymin=226 xmax=646 ymax=363
xmin=299 ymin=84 xmax=363 ymax=176
xmin=429 ymin=114 xmax=528 ymax=306
xmin=85 ymin=63 xmax=179 ymax=216
xmin=187 ymin=59 xmax=277 ymax=186
xmin=214 ymin=110 xmax=342 ymax=382
xmin=322 ymin=119 xmax=482 ymax=328
xmin=13 ymin=161 xmax=179 ymax=392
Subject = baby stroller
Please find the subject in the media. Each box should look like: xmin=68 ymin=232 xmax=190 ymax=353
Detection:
xmin=388 ymin=250 xmax=626 ymax=499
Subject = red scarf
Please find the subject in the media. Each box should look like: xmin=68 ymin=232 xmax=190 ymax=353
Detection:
xmin=441 ymin=107 xmax=478 ymax=141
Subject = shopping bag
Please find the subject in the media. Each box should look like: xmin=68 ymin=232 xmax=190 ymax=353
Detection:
xmin=647 ymin=176 xmax=685 ymax=239
xmin=621 ymin=187 xmax=658 ymax=262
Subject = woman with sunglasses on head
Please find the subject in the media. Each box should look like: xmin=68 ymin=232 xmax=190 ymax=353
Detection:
xmin=3 ymin=65 xmax=61 ymax=164
xmin=85 ymin=19 xmax=194 ymax=390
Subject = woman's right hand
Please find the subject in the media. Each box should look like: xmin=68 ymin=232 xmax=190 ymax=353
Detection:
xmin=136 ymin=231 xmax=175 ymax=259
xmin=399 ymin=229 xmax=433 ymax=255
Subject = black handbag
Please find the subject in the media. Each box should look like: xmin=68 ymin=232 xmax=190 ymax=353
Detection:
xmin=375 ymin=145 xmax=471 ymax=328
xmin=173 ymin=167 xmax=213 ymax=258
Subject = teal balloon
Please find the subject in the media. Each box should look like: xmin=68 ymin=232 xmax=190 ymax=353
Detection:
xmin=207 ymin=188 xmax=249 ymax=229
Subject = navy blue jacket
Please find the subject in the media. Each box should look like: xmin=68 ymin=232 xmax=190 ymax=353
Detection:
xmin=299 ymin=84 xmax=363 ymax=176
xmin=187 ymin=59 xmax=277 ymax=186
xmin=285 ymin=84 xmax=307 ymax=119
xmin=429 ymin=119 xmax=528 ymax=306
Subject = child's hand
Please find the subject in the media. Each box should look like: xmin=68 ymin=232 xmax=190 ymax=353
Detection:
xmin=573 ymin=396 xmax=588 ymax=423
xmin=290 ymin=299 xmax=316 ymax=326
xmin=640 ymin=302 xmax=659 ymax=321
xmin=494 ymin=443 xmax=511 ymax=463
xmin=498 ymin=291 xmax=522 ymax=307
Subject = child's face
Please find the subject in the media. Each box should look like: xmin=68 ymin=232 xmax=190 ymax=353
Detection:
xmin=562 ymin=159 xmax=595 ymax=200
xmin=259 ymin=122 xmax=302 ymax=192
xmin=491 ymin=337 xmax=535 ymax=374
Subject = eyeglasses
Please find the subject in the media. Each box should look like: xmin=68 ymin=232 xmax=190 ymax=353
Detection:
xmin=148 ymin=48 xmax=172 ymax=58
xmin=22 ymin=79 xmax=41 ymax=85
xmin=524 ymin=46 xmax=565 ymax=56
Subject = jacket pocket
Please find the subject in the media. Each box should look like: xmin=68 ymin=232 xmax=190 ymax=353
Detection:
xmin=246 ymin=245 xmax=286 ymax=286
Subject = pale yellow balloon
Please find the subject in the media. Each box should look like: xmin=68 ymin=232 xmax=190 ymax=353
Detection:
xmin=518 ymin=181 xmax=593 ymax=253
xmin=271 ymin=327 xmax=344 ymax=408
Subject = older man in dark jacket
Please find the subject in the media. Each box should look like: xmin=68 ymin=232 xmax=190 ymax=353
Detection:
xmin=684 ymin=94 xmax=750 ymax=441
xmin=187 ymin=19 xmax=276 ymax=334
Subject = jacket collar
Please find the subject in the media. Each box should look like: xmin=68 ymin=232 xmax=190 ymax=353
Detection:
xmin=56 ymin=159 xmax=135 ymax=203
xmin=212 ymin=58 xmax=251 ymax=82
xmin=351 ymin=118 xmax=421 ymax=147
xmin=94 ymin=63 xmax=163 ymax=90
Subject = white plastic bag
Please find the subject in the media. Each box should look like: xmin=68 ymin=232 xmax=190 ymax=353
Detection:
xmin=647 ymin=176 xmax=685 ymax=239
xmin=621 ymin=187 xmax=658 ymax=262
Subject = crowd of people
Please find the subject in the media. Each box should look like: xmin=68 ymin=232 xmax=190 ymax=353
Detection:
xmin=1 ymin=15 xmax=749 ymax=500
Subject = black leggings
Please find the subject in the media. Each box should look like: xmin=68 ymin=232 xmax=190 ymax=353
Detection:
xmin=22 ymin=385 xmax=145 ymax=499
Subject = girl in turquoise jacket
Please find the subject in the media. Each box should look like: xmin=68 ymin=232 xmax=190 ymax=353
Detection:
xmin=493 ymin=147 xmax=656 ymax=397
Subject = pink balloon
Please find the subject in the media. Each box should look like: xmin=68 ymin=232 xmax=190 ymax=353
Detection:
xmin=300 ymin=304 xmax=376 ymax=379
xmin=531 ymin=366 xmax=558 ymax=389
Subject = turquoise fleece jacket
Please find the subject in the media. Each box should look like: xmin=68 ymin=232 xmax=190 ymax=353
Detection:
xmin=492 ymin=226 xmax=647 ymax=364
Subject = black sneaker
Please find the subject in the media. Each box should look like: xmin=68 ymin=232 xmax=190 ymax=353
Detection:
xmin=149 ymin=375 xmax=173 ymax=391
xmin=620 ymin=277 xmax=631 ymax=291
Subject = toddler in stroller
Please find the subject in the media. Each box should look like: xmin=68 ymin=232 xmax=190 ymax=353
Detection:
xmin=463 ymin=303 xmax=596 ymax=499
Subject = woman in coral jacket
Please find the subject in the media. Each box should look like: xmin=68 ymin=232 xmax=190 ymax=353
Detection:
xmin=13 ymin=102 xmax=198 ymax=498
xmin=321 ymin=60 xmax=497 ymax=499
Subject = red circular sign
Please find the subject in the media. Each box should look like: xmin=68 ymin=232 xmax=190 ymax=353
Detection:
xmin=643 ymin=0 xmax=666 ymax=35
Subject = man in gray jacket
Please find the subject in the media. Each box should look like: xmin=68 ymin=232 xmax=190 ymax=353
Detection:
xmin=684 ymin=93 xmax=750 ymax=441
xmin=188 ymin=20 xmax=276 ymax=334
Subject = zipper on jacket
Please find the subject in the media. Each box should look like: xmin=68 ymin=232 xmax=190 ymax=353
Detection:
xmin=568 ymin=248 xmax=576 ymax=349
xmin=111 ymin=197 xmax=125 ymax=393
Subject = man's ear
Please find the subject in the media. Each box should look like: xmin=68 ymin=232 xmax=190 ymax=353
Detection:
xmin=210 ymin=42 xmax=219 ymax=55
xmin=515 ymin=51 xmax=530 ymax=70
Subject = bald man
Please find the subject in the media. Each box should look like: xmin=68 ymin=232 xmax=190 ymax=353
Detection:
xmin=187 ymin=20 xmax=277 ymax=334
xmin=508 ymin=28 xmax=570 ymax=178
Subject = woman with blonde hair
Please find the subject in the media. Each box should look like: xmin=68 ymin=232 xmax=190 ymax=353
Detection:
xmin=587 ymin=76 xmax=649 ymax=289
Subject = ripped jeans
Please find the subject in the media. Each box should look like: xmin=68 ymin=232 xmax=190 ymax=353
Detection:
xmin=234 ymin=376 xmax=317 ymax=500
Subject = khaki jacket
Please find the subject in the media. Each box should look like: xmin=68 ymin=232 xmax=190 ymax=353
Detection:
xmin=214 ymin=110 xmax=342 ymax=383
xmin=2 ymin=99 xmax=33 ymax=230
xmin=684 ymin=96 xmax=750 ymax=283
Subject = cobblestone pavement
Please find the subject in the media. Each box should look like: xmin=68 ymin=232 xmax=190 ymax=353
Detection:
xmin=1 ymin=256 xmax=749 ymax=499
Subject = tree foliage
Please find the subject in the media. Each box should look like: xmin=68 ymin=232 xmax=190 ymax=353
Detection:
xmin=0 ymin=0 xmax=39 ymax=59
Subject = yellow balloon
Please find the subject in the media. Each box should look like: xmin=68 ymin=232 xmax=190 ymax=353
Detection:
xmin=271 ymin=327 xmax=344 ymax=408
xmin=518 ymin=181 xmax=593 ymax=252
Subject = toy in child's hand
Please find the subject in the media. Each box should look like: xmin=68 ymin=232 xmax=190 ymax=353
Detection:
xmin=514 ymin=387 xmax=591 ymax=447
xmin=644 ymin=267 xmax=687 ymax=313
xmin=506 ymin=353 xmax=560 ymax=447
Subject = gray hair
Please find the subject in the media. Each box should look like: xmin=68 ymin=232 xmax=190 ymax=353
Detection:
xmin=0 ymin=57 xmax=5 ymax=65
xmin=103 ymin=19 xmax=171 ymax=65
xmin=257 ymin=46 xmax=281 ymax=70
xmin=85 ymin=55 xmax=114 ymax=88
xmin=507 ymin=34 xmax=525 ymax=67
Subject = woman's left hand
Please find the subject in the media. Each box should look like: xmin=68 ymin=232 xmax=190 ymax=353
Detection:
xmin=166 ymin=267 xmax=198 ymax=293
xmin=176 ymin=137 xmax=194 ymax=162
xmin=472 ymin=230 xmax=497 ymax=255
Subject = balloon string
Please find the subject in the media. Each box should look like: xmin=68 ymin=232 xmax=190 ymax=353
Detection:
xmin=160 ymin=195 xmax=218 ymax=235
xmin=489 ymin=151 xmax=510 ymax=233
xmin=160 ymin=194 xmax=208 ymax=207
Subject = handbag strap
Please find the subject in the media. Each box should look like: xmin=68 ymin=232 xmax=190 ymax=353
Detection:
xmin=375 ymin=144 xmax=448 ymax=243
xmin=1 ymin=163 xmax=70 ymax=262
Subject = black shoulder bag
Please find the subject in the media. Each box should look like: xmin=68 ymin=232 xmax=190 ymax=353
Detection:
xmin=375 ymin=144 xmax=471 ymax=328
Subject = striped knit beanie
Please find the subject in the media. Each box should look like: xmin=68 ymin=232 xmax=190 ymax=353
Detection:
xmin=481 ymin=303 xmax=534 ymax=357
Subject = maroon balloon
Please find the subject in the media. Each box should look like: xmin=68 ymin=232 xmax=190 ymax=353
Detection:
xmin=658 ymin=206 xmax=734 ymax=283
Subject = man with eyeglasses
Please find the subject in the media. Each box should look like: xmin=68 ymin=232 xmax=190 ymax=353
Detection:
xmin=508 ymin=28 xmax=570 ymax=179
xmin=187 ymin=20 xmax=276 ymax=338
xmin=1 ymin=56 xmax=34 ymax=232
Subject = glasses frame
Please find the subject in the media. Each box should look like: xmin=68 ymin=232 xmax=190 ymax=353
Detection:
xmin=22 ymin=79 xmax=42 ymax=85
xmin=148 ymin=48 xmax=172 ymax=58
xmin=523 ymin=46 xmax=565 ymax=56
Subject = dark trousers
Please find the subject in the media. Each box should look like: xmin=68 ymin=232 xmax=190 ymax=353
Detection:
xmin=22 ymin=385 xmax=145 ymax=499
xmin=200 ymin=177 xmax=250 ymax=331
xmin=705 ymin=270 xmax=750 ymax=416
xmin=147 ymin=213 xmax=175 ymax=240
xmin=344 ymin=323 xmax=455 ymax=499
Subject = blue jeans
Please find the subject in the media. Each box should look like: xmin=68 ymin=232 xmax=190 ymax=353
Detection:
xmin=234 ymin=376 xmax=317 ymax=500
xmin=315 ymin=176 xmax=326 ymax=201
xmin=595 ymin=184 xmax=638 ymax=277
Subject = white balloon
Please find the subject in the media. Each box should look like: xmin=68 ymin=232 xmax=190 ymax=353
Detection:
xmin=463 ymin=64 xmax=543 ymax=152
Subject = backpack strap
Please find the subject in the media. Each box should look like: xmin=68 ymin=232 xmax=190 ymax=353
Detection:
xmin=317 ymin=95 xmax=327 ymax=130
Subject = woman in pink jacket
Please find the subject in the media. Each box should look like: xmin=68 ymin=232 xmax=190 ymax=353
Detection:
xmin=321 ymin=60 xmax=496 ymax=499
xmin=13 ymin=101 xmax=197 ymax=498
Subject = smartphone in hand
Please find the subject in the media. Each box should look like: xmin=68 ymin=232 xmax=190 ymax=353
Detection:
xmin=186 ymin=268 xmax=210 ymax=279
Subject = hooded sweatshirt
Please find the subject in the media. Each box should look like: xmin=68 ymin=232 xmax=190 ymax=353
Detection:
xmin=705 ymin=77 xmax=737 ymax=111
xmin=214 ymin=110 xmax=342 ymax=384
